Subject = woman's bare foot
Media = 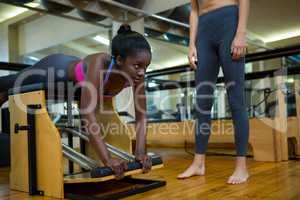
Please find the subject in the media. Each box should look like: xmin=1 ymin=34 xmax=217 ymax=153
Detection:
xmin=177 ymin=154 xmax=205 ymax=179
xmin=227 ymin=156 xmax=249 ymax=184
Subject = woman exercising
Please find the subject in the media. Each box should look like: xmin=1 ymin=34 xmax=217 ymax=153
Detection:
xmin=0 ymin=24 xmax=152 ymax=179
xmin=177 ymin=0 xmax=250 ymax=184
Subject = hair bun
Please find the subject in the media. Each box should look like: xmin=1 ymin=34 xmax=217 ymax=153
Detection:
xmin=117 ymin=24 xmax=132 ymax=35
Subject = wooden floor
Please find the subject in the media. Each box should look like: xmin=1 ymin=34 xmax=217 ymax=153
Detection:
xmin=1 ymin=148 xmax=300 ymax=200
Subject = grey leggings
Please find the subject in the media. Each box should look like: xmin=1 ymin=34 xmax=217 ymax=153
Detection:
xmin=194 ymin=5 xmax=249 ymax=156
xmin=0 ymin=54 xmax=79 ymax=94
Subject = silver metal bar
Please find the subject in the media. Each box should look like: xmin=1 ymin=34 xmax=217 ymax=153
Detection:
xmin=62 ymin=143 xmax=99 ymax=168
xmin=62 ymin=128 xmax=89 ymax=141
xmin=66 ymin=89 xmax=74 ymax=127
xmin=107 ymin=147 xmax=132 ymax=161
xmin=98 ymin=0 xmax=190 ymax=28
xmin=62 ymin=149 xmax=92 ymax=170
xmin=76 ymin=129 xmax=135 ymax=161
xmin=106 ymin=143 xmax=135 ymax=161
xmin=56 ymin=123 xmax=66 ymax=127
xmin=61 ymin=127 xmax=135 ymax=161
xmin=52 ymin=114 xmax=62 ymax=124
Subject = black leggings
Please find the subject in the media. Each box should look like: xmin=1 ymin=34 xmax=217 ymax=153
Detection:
xmin=194 ymin=5 xmax=249 ymax=156
xmin=0 ymin=54 xmax=80 ymax=94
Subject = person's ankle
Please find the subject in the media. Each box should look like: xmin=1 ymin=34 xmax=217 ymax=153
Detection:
xmin=235 ymin=156 xmax=247 ymax=170
xmin=192 ymin=153 xmax=205 ymax=167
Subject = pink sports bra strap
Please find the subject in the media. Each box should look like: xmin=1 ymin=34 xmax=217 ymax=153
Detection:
xmin=74 ymin=58 xmax=130 ymax=97
xmin=75 ymin=60 xmax=85 ymax=84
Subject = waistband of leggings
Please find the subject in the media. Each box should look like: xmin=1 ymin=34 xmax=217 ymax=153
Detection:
xmin=198 ymin=4 xmax=238 ymax=24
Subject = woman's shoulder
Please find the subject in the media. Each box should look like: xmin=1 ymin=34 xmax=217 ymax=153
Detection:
xmin=85 ymin=52 xmax=110 ymax=62
xmin=84 ymin=53 xmax=111 ymax=70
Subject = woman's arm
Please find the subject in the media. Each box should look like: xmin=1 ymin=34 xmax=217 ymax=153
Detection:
xmin=188 ymin=0 xmax=199 ymax=69
xmin=80 ymin=53 xmax=127 ymax=178
xmin=231 ymin=0 xmax=250 ymax=59
xmin=133 ymin=80 xmax=152 ymax=172
xmin=236 ymin=0 xmax=250 ymax=37
xmin=80 ymin=54 xmax=111 ymax=164
xmin=189 ymin=0 xmax=199 ymax=48
xmin=133 ymin=81 xmax=147 ymax=155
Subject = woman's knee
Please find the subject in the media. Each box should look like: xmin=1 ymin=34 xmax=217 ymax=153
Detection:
xmin=0 ymin=92 xmax=8 ymax=107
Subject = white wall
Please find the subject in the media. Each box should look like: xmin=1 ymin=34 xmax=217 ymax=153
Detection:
xmin=0 ymin=23 xmax=9 ymax=62
xmin=143 ymin=0 xmax=190 ymax=13
xmin=0 ymin=11 xmax=36 ymax=62
xmin=18 ymin=15 xmax=105 ymax=55
xmin=0 ymin=24 xmax=9 ymax=128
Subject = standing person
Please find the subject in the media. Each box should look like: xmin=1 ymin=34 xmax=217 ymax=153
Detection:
xmin=177 ymin=0 xmax=250 ymax=184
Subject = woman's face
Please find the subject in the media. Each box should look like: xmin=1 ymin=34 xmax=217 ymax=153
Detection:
xmin=117 ymin=50 xmax=151 ymax=84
